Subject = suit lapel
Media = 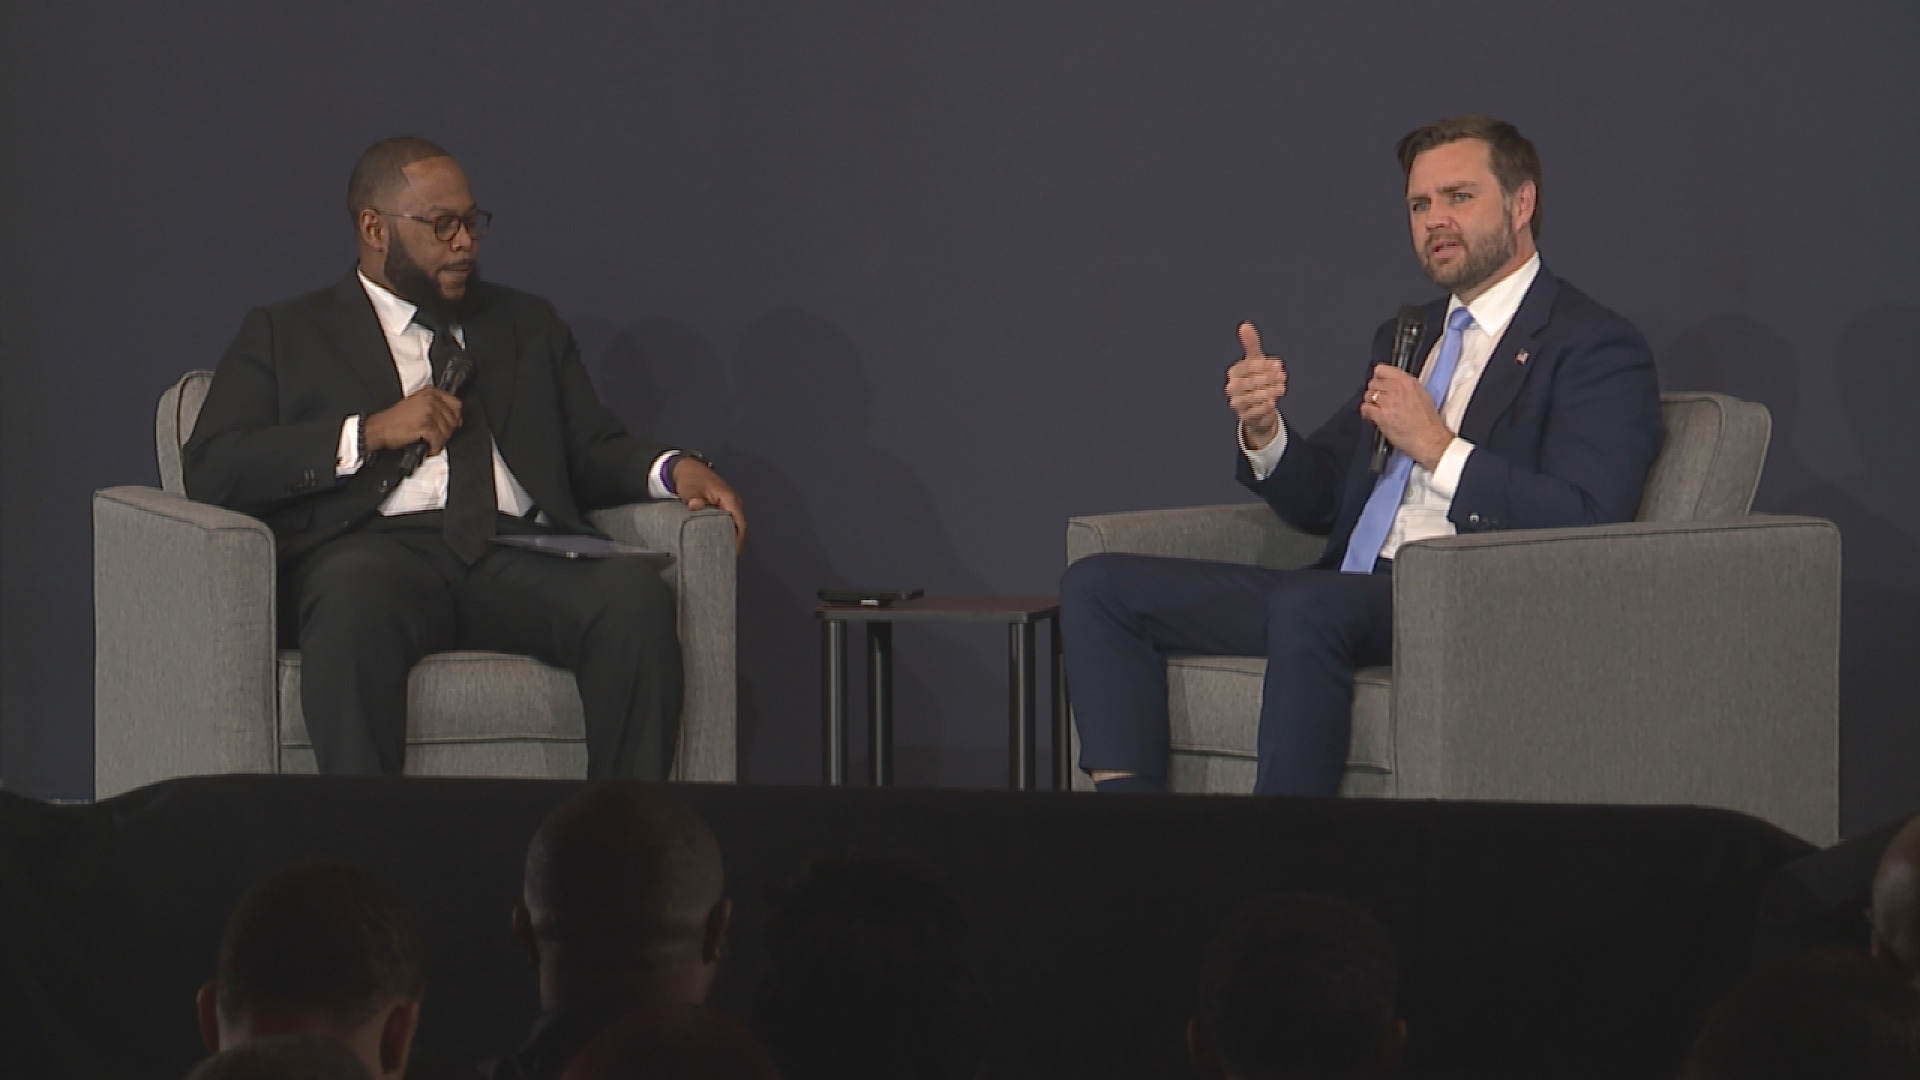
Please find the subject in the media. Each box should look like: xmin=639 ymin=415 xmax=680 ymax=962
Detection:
xmin=1458 ymin=269 xmax=1558 ymax=443
xmin=459 ymin=286 xmax=519 ymax=439
xmin=321 ymin=271 xmax=405 ymax=404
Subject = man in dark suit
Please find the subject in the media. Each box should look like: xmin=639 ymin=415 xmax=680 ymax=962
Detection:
xmin=1061 ymin=116 xmax=1664 ymax=796
xmin=184 ymin=136 xmax=744 ymax=779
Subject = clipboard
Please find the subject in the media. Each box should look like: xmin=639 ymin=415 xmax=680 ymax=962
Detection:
xmin=491 ymin=534 xmax=672 ymax=562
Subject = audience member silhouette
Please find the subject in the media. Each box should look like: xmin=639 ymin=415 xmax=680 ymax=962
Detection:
xmin=1870 ymin=814 xmax=1920 ymax=984
xmin=752 ymin=854 xmax=989 ymax=1080
xmin=186 ymin=1032 xmax=377 ymax=1080
xmin=195 ymin=861 xmax=426 ymax=1080
xmin=557 ymin=1004 xmax=777 ymax=1080
xmin=1678 ymin=947 xmax=1920 ymax=1079
xmin=489 ymin=783 xmax=730 ymax=1080
xmin=1188 ymin=892 xmax=1404 ymax=1080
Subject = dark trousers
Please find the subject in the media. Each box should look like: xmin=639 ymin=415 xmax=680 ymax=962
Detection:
xmin=1058 ymin=552 xmax=1393 ymax=795
xmin=280 ymin=514 xmax=681 ymax=779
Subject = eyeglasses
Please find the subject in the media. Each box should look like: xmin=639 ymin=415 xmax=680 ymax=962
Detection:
xmin=376 ymin=209 xmax=493 ymax=242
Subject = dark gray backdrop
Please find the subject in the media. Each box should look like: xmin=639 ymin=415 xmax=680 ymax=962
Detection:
xmin=2 ymin=1 xmax=1914 ymax=835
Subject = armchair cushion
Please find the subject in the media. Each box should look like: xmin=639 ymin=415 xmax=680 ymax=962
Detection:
xmin=276 ymin=650 xmax=588 ymax=777
xmin=1166 ymin=659 xmax=1393 ymax=797
xmin=1067 ymin=504 xmax=1325 ymax=571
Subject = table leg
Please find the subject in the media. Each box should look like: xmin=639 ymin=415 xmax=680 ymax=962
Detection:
xmin=1051 ymin=613 xmax=1070 ymax=791
xmin=1010 ymin=621 xmax=1036 ymax=790
xmin=822 ymin=619 xmax=847 ymax=785
xmin=867 ymin=622 xmax=894 ymax=786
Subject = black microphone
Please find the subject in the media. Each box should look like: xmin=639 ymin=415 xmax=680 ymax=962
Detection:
xmin=395 ymin=350 xmax=475 ymax=478
xmin=1368 ymin=305 xmax=1427 ymax=474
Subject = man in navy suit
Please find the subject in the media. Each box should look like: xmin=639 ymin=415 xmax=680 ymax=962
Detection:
xmin=1061 ymin=116 xmax=1664 ymax=796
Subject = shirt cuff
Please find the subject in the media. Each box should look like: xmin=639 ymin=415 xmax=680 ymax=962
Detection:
xmin=1240 ymin=420 xmax=1288 ymax=481
xmin=1426 ymin=437 xmax=1474 ymax=500
xmin=648 ymin=451 xmax=681 ymax=500
xmin=335 ymin=416 xmax=363 ymax=477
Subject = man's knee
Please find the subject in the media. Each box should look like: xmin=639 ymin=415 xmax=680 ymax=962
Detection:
xmin=1263 ymin=572 xmax=1389 ymax=654
xmin=1060 ymin=552 xmax=1138 ymax=614
xmin=584 ymin=562 xmax=677 ymax=641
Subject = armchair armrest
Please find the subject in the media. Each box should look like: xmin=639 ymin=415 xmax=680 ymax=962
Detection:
xmin=587 ymin=503 xmax=737 ymax=782
xmin=1390 ymin=515 xmax=1840 ymax=844
xmin=1066 ymin=504 xmax=1325 ymax=569
xmin=93 ymin=486 xmax=279 ymax=797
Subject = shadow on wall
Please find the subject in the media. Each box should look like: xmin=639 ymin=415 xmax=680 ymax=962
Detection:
xmin=586 ymin=309 xmax=998 ymax=786
xmin=1662 ymin=307 xmax=1920 ymax=837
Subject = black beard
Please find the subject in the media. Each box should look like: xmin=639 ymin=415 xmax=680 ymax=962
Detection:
xmin=383 ymin=241 xmax=481 ymax=322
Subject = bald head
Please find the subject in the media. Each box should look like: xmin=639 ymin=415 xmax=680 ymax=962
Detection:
xmin=522 ymin=784 xmax=726 ymax=975
xmin=1872 ymin=816 xmax=1920 ymax=980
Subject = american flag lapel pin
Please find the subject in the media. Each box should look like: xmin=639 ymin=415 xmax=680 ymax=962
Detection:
xmin=1514 ymin=349 xmax=1530 ymax=365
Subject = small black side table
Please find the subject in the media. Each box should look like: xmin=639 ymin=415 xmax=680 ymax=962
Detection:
xmin=816 ymin=595 xmax=1068 ymax=791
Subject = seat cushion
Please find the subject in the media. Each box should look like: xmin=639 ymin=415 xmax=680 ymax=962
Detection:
xmin=277 ymin=649 xmax=588 ymax=749
xmin=1166 ymin=656 xmax=1394 ymax=772
xmin=277 ymin=740 xmax=589 ymax=777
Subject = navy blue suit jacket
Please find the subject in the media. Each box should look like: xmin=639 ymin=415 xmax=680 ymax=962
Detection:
xmin=1237 ymin=267 xmax=1664 ymax=569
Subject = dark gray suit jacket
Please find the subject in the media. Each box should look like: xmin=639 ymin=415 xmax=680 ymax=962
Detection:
xmin=184 ymin=272 xmax=669 ymax=559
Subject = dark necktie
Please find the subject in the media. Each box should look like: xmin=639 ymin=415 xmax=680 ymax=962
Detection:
xmin=413 ymin=311 xmax=497 ymax=563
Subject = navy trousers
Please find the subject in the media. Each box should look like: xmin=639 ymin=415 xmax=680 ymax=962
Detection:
xmin=1059 ymin=552 xmax=1394 ymax=795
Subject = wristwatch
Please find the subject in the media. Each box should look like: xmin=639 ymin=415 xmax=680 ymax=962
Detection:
xmin=662 ymin=450 xmax=715 ymax=496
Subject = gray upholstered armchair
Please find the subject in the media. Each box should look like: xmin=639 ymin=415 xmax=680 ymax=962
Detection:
xmin=93 ymin=370 xmax=736 ymax=797
xmin=1065 ymin=392 xmax=1840 ymax=844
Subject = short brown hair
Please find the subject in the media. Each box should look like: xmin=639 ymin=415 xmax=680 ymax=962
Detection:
xmin=346 ymin=136 xmax=451 ymax=221
xmin=1397 ymin=115 xmax=1543 ymax=240
xmin=216 ymin=859 xmax=427 ymax=1027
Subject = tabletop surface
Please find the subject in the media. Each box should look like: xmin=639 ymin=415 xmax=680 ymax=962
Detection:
xmin=815 ymin=594 xmax=1061 ymax=622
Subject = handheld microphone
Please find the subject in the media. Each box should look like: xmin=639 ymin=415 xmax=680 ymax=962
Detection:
xmin=1368 ymin=305 xmax=1427 ymax=474
xmin=395 ymin=350 xmax=475 ymax=478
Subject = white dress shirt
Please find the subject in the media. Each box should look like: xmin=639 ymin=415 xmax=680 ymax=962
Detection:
xmin=1243 ymin=253 xmax=1541 ymax=559
xmin=336 ymin=272 xmax=678 ymax=516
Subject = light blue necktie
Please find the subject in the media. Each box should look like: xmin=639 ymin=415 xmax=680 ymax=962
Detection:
xmin=1339 ymin=305 xmax=1475 ymax=573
